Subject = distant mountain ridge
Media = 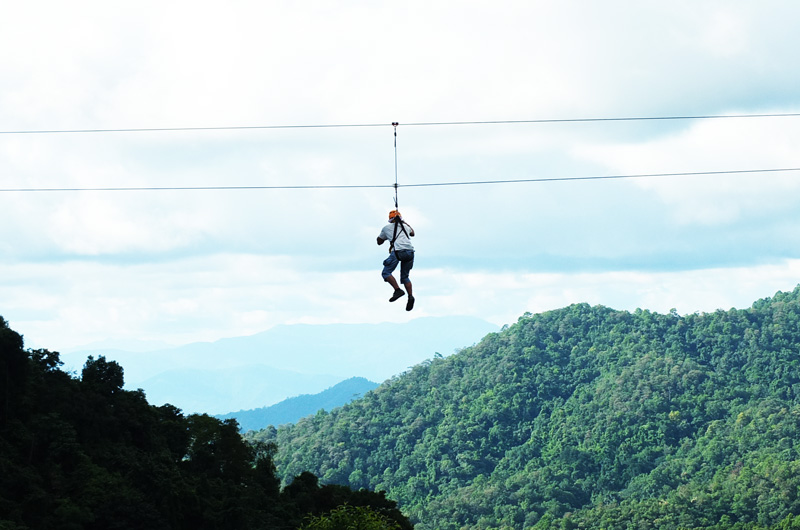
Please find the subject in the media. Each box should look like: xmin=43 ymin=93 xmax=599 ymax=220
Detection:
xmin=137 ymin=366 xmax=342 ymax=417
xmin=217 ymin=377 xmax=379 ymax=432
xmin=252 ymin=286 xmax=800 ymax=530
xmin=59 ymin=316 xmax=498 ymax=414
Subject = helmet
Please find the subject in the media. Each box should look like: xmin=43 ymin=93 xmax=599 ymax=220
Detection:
xmin=389 ymin=209 xmax=401 ymax=221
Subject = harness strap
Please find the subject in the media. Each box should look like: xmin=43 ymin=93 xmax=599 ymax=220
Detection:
xmin=390 ymin=219 xmax=410 ymax=252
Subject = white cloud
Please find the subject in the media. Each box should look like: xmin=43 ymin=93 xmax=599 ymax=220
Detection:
xmin=3 ymin=0 xmax=800 ymax=350
xmin=5 ymin=254 xmax=800 ymax=352
xmin=701 ymin=9 xmax=750 ymax=58
xmin=573 ymin=115 xmax=800 ymax=226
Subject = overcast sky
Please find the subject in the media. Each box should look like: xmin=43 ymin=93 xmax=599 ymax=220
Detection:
xmin=3 ymin=1 xmax=800 ymax=352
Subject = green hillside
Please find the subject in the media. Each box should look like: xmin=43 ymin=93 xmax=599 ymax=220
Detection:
xmin=252 ymin=287 xmax=800 ymax=530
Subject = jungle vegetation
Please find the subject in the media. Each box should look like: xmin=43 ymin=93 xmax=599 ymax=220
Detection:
xmin=251 ymin=286 xmax=800 ymax=530
xmin=0 ymin=317 xmax=410 ymax=530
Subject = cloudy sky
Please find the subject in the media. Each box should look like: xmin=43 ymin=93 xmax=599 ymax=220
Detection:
xmin=3 ymin=1 xmax=800 ymax=352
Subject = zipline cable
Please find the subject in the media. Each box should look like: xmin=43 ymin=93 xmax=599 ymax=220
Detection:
xmin=399 ymin=167 xmax=800 ymax=187
xmin=400 ymin=113 xmax=800 ymax=127
xmin=0 ymin=184 xmax=392 ymax=192
xmin=2 ymin=167 xmax=799 ymax=193
xmin=1 ymin=112 xmax=800 ymax=135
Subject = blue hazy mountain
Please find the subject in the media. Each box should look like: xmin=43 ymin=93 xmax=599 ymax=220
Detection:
xmin=60 ymin=316 xmax=498 ymax=414
xmin=135 ymin=366 xmax=343 ymax=416
xmin=217 ymin=376 xmax=379 ymax=432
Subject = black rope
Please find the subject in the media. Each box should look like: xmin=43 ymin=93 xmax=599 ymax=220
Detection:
xmin=399 ymin=113 xmax=800 ymax=127
xmin=399 ymin=167 xmax=800 ymax=187
xmin=392 ymin=122 xmax=399 ymax=209
xmin=2 ymin=113 xmax=800 ymax=135
xmin=2 ymin=167 xmax=799 ymax=193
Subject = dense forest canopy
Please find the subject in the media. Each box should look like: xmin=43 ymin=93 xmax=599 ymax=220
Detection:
xmin=6 ymin=285 xmax=800 ymax=530
xmin=0 ymin=316 xmax=411 ymax=530
xmin=251 ymin=286 xmax=800 ymax=530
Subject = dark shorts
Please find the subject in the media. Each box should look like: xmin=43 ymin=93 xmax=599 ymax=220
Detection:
xmin=382 ymin=249 xmax=414 ymax=284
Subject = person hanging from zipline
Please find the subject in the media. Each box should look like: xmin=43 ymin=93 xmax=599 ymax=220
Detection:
xmin=377 ymin=209 xmax=415 ymax=311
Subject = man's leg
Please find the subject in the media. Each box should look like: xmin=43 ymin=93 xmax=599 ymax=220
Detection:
xmin=398 ymin=251 xmax=415 ymax=311
xmin=386 ymin=275 xmax=405 ymax=301
xmin=382 ymin=252 xmax=405 ymax=302
xmin=404 ymin=280 xmax=415 ymax=311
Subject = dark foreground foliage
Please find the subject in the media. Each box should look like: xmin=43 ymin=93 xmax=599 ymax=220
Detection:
xmin=253 ymin=286 xmax=800 ymax=530
xmin=0 ymin=316 xmax=411 ymax=530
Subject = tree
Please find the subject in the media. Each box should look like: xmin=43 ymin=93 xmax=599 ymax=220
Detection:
xmin=300 ymin=504 xmax=402 ymax=530
xmin=81 ymin=355 xmax=124 ymax=395
xmin=0 ymin=315 xmax=409 ymax=530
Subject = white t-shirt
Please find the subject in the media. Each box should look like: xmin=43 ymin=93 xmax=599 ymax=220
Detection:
xmin=380 ymin=221 xmax=414 ymax=251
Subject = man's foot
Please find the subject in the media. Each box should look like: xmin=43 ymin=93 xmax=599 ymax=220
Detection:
xmin=389 ymin=289 xmax=405 ymax=302
xmin=406 ymin=296 xmax=415 ymax=311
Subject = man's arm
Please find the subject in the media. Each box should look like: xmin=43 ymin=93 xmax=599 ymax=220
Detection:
xmin=377 ymin=237 xmax=386 ymax=245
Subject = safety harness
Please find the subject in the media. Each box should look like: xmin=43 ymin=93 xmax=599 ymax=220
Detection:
xmin=390 ymin=219 xmax=411 ymax=253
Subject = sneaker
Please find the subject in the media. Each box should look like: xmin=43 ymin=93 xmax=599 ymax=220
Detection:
xmin=389 ymin=289 xmax=405 ymax=302
xmin=406 ymin=296 xmax=415 ymax=311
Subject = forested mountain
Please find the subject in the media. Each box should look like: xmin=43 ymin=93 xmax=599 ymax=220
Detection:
xmin=0 ymin=317 xmax=411 ymax=530
xmin=252 ymin=286 xmax=800 ymax=530
xmin=217 ymin=377 xmax=379 ymax=432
